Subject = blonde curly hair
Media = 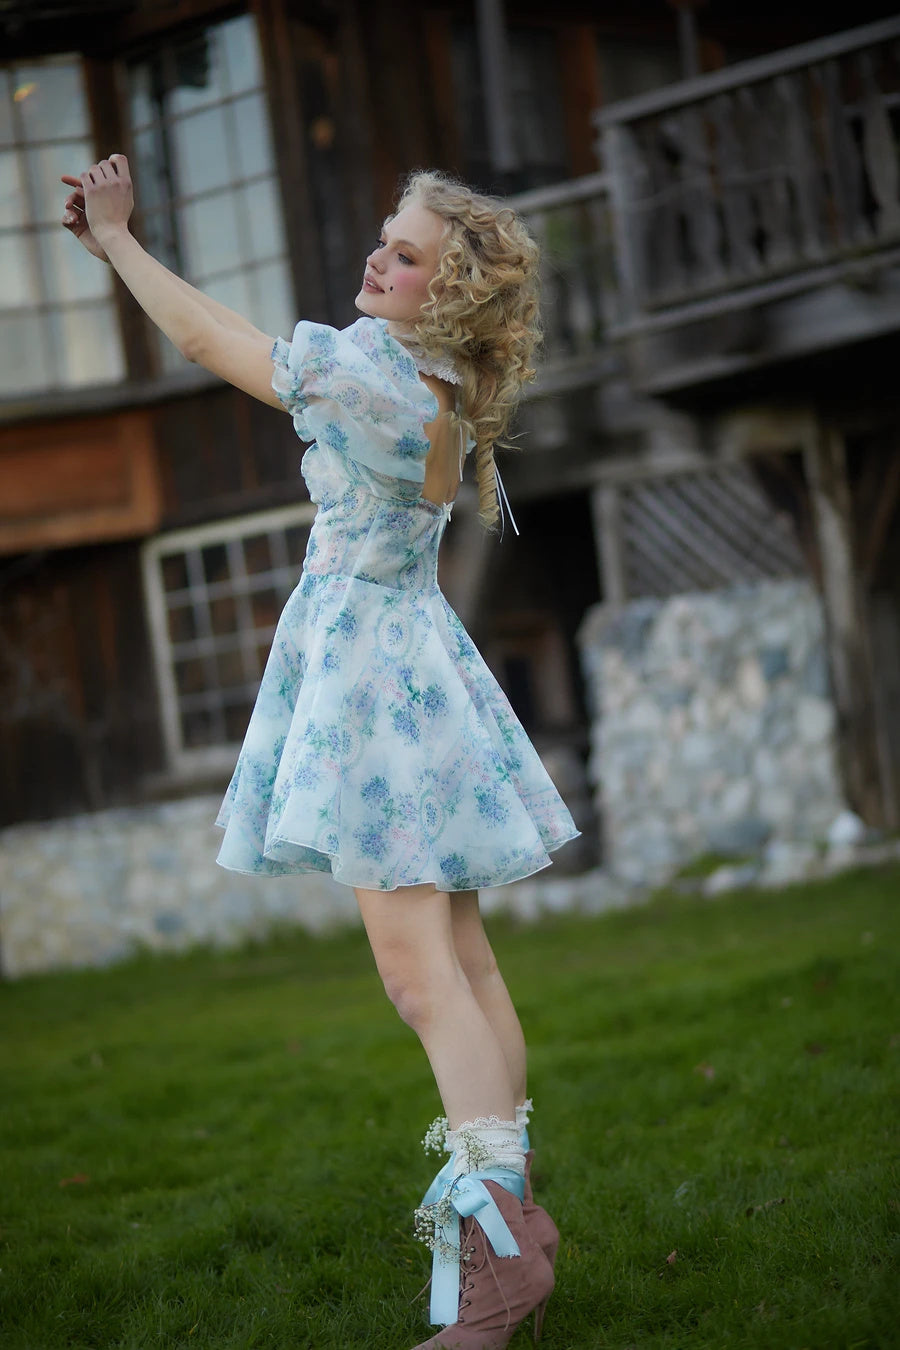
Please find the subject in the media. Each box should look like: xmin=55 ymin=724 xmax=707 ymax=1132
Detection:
xmin=392 ymin=170 xmax=542 ymax=528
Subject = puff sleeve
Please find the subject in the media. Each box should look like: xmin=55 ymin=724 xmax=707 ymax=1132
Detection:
xmin=270 ymin=319 xmax=438 ymax=488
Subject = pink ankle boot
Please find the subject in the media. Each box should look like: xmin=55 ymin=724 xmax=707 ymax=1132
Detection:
xmin=523 ymin=1149 xmax=559 ymax=1270
xmin=411 ymin=1180 xmax=554 ymax=1349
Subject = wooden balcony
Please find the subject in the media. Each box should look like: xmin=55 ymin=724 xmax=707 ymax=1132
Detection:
xmin=514 ymin=18 xmax=900 ymax=401
xmin=595 ymin=16 xmax=900 ymax=394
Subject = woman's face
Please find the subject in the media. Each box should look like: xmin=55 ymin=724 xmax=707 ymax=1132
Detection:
xmin=355 ymin=202 xmax=445 ymax=325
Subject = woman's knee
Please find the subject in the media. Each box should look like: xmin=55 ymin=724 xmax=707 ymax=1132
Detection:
xmin=376 ymin=951 xmax=466 ymax=1031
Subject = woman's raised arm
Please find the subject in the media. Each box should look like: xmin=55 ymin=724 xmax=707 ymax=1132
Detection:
xmin=63 ymin=155 xmax=283 ymax=409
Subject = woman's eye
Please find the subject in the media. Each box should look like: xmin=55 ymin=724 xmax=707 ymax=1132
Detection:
xmin=374 ymin=239 xmax=385 ymax=250
xmin=398 ymin=253 xmax=412 ymax=265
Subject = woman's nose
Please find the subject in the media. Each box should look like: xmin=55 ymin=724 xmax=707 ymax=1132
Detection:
xmin=367 ymin=249 xmax=384 ymax=271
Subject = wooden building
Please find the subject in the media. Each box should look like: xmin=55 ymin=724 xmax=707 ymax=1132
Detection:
xmin=1 ymin=0 xmax=899 ymax=838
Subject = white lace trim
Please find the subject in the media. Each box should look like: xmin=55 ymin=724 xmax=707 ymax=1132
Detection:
xmin=398 ymin=337 xmax=463 ymax=386
xmin=515 ymin=1099 xmax=534 ymax=1133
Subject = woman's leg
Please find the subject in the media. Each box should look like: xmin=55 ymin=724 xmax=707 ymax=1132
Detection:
xmin=449 ymin=891 xmax=527 ymax=1107
xmin=355 ymin=882 xmax=516 ymax=1127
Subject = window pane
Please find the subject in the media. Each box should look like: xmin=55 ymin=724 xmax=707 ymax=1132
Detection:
xmin=240 ymin=176 xmax=286 ymax=259
xmin=285 ymin=525 xmax=309 ymax=566
xmin=0 ymin=72 xmax=15 ymax=148
xmin=132 ymin=126 xmax=170 ymax=215
xmin=232 ymin=92 xmax=274 ymax=177
xmin=167 ymin=604 xmax=197 ymax=643
xmin=221 ymin=16 xmax=263 ymax=95
xmin=202 ymin=268 xmax=251 ymax=320
xmin=216 ymin=648 xmax=244 ymax=685
xmin=183 ymin=707 xmax=216 ymax=748
xmin=209 ymin=595 xmax=238 ymax=634
xmin=128 ymin=62 xmax=157 ymax=133
xmin=14 ymin=61 xmax=88 ymax=142
xmin=55 ymin=301 xmax=126 ymax=385
xmin=0 ymin=232 xmax=39 ymax=307
xmin=202 ymin=543 xmax=229 ymax=585
xmin=175 ymin=656 xmax=207 ymax=695
xmin=171 ymin=106 xmax=234 ymax=195
xmin=252 ymin=258 xmax=294 ymax=335
xmin=39 ymin=226 xmax=112 ymax=301
xmin=181 ymin=190 xmax=242 ymax=277
xmin=162 ymin=554 xmax=189 ymax=592
xmin=251 ymin=590 xmax=280 ymax=628
xmin=224 ymin=701 xmax=253 ymax=741
xmin=0 ymin=310 xmax=47 ymax=395
xmin=244 ymin=534 xmax=272 ymax=573
xmin=28 ymin=139 xmax=92 ymax=224
xmin=169 ymin=31 xmax=226 ymax=115
xmin=0 ymin=149 xmax=26 ymax=227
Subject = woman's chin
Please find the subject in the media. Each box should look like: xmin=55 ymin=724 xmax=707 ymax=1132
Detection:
xmin=355 ymin=288 xmax=387 ymax=316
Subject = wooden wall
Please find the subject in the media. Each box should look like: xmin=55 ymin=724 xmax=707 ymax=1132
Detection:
xmin=0 ymin=542 xmax=162 ymax=826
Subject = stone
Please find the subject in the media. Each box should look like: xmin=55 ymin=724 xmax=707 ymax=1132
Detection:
xmin=707 ymin=816 xmax=772 ymax=856
xmin=826 ymin=809 xmax=867 ymax=847
xmin=760 ymin=645 xmax=790 ymax=681
xmin=759 ymin=840 xmax=821 ymax=888
xmin=702 ymin=861 xmax=761 ymax=896
xmin=736 ymin=657 xmax=767 ymax=709
xmin=796 ymin=697 xmax=834 ymax=744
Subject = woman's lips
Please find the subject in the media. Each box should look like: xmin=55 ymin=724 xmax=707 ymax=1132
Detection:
xmin=363 ymin=274 xmax=384 ymax=293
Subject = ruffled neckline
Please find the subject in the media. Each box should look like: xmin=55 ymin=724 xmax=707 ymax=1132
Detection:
xmin=386 ymin=328 xmax=463 ymax=386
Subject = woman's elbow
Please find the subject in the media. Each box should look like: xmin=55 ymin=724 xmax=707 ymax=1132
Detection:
xmin=178 ymin=329 xmax=205 ymax=364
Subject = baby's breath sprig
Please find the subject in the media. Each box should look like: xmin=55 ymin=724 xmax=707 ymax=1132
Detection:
xmin=453 ymin=1128 xmax=493 ymax=1172
xmin=413 ymin=1194 xmax=456 ymax=1260
xmin=422 ymin=1115 xmax=449 ymax=1155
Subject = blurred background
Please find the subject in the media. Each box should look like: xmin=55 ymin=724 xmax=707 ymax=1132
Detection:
xmin=1 ymin=0 xmax=899 ymax=974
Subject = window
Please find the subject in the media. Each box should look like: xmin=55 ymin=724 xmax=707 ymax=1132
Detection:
xmin=128 ymin=14 xmax=294 ymax=373
xmin=0 ymin=56 xmax=126 ymax=397
xmin=142 ymin=502 xmax=315 ymax=775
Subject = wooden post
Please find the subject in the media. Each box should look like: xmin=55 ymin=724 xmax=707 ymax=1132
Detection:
xmin=802 ymin=423 xmax=883 ymax=824
xmin=475 ymin=0 xmax=519 ymax=181
xmin=591 ymin=483 xmax=627 ymax=605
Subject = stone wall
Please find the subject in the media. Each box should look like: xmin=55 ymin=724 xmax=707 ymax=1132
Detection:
xmin=578 ymin=578 xmax=847 ymax=884
xmin=0 ymin=797 xmax=358 ymax=978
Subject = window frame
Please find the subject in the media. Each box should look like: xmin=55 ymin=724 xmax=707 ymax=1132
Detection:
xmin=141 ymin=499 xmax=316 ymax=780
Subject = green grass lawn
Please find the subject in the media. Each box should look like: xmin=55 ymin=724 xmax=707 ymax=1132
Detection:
xmin=2 ymin=865 xmax=898 ymax=1350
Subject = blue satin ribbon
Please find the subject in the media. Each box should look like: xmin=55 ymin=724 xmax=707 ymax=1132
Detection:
xmin=427 ymin=1168 xmax=525 ymax=1326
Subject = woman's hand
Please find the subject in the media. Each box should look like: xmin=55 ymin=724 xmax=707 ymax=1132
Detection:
xmin=60 ymin=174 xmax=109 ymax=262
xmin=74 ymin=154 xmax=135 ymax=249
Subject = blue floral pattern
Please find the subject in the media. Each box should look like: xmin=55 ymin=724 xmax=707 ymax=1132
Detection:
xmin=215 ymin=317 xmax=578 ymax=890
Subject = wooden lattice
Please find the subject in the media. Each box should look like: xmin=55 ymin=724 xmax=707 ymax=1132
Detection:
xmin=621 ymin=465 xmax=806 ymax=597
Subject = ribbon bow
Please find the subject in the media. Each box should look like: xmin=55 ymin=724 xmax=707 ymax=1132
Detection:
xmin=428 ymin=1169 xmax=524 ymax=1326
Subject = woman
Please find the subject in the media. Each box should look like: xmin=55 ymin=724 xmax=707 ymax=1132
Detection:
xmin=62 ymin=155 xmax=577 ymax=1348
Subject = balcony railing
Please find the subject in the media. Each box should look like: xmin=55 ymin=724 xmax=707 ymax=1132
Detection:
xmin=595 ymin=16 xmax=900 ymax=335
xmin=507 ymin=172 xmax=615 ymax=392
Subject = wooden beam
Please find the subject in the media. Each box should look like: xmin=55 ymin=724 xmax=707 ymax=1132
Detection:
xmin=252 ymin=0 xmax=329 ymax=321
xmin=802 ymin=421 xmax=884 ymax=824
xmin=590 ymin=483 xmax=627 ymax=604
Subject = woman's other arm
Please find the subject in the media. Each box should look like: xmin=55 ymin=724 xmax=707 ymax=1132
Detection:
xmin=64 ymin=156 xmax=282 ymax=408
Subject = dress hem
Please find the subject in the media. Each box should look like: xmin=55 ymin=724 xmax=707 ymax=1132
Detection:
xmin=213 ymin=819 xmax=581 ymax=893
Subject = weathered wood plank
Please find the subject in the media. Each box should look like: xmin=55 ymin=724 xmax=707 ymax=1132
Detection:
xmin=858 ymin=49 xmax=900 ymax=237
xmin=802 ymin=423 xmax=883 ymax=824
xmin=590 ymin=484 xmax=627 ymax=604
xmin=817 ymin=57 xmax=870 ymax=248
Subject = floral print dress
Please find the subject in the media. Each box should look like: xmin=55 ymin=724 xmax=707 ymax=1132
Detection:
xmin=215 ymin=316 xmax=578 ymax=891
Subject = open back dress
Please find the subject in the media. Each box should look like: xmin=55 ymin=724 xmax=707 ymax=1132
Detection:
xmin=215 ymin=316 xmax=579 ymax=891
